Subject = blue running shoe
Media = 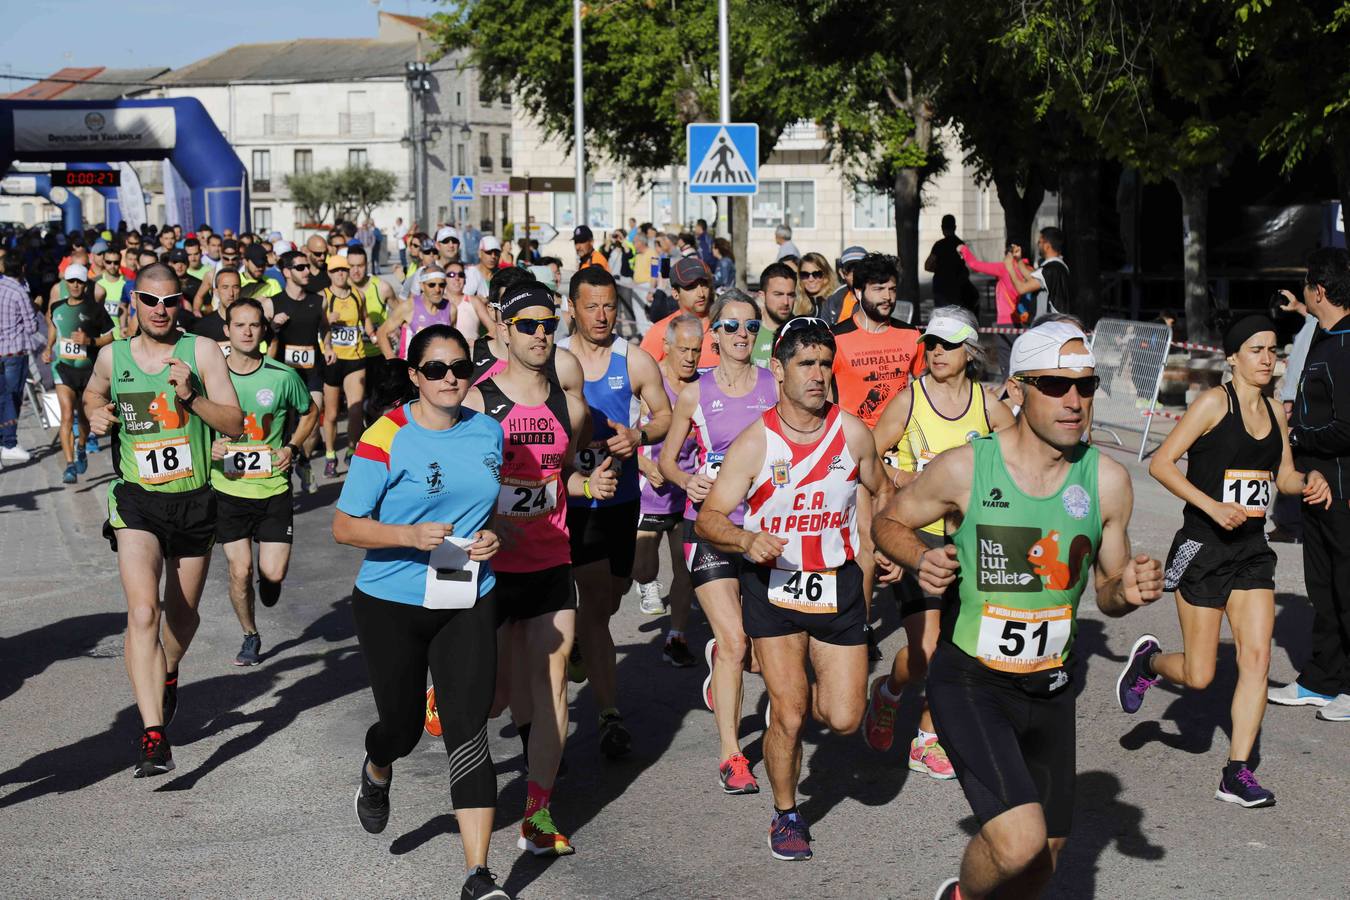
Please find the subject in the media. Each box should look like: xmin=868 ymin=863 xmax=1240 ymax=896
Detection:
xmin=62 ymin=463 xmax=78 ymax=484
xmin=1216 ymin=763 xmax=1275 ymax=808
xmin=85 ymin=435 xmax=99 ymax=454
xmin=1267 ymin=682 xmax=1334 ymax=707
xmin=768 ymin=810 xmax=812 ymax=861
xmin=1116 ymin=634 xmax=1160 ymax=713
xmin=76 ymin=448 xmax=88 ymax=474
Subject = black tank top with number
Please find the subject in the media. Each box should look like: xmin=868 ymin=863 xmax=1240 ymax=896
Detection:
xmin=1181 ymin=383 xmax=1281 ymax=542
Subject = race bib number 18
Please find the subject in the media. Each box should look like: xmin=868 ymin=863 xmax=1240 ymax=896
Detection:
xmin=976 ymin=603 xmax=1072 ymax=673
xmin=134 ymin=436 xmax=195 ymax=485
xmin=767 ymin=568 xmax=838 ymax=614
xmin=1222 ymin=469 xmax=1272 ymax=517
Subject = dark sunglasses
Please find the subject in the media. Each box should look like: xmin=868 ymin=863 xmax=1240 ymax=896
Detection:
xmin=800 ymin=269 xmax=825 ymax=279
xmin=507 ymin=316 xmax=561 ymax=336
xmin=445 ymin=271 xmax=466 ymax=278
xmin=713 ymin=318 xmax=762 ymax=334
xmin=773 ymin=316 xmax=834 ymax=350
xmin=133 ymin=290 xmax=183 ymax=308
xmin=481 ymin=248 xmax=501 ymax=255
xmin=921 ymin=336 xmax=966 ymax=352
xmin=438 ymin=237 xmax=459 ymax=244
xmin=1014 ymin=374 xmax=1100 ymax=398
xmin=416 ymin=358 xmax=475 ymax=381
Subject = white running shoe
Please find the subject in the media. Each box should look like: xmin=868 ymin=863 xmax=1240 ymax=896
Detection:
xmin=637 ymin=581 xmax=666 ymax=615
xmin=0 ymin=445 xmax=32 ymax=463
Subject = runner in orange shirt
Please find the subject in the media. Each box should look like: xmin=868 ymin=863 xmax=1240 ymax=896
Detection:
xmin=640 ymin=257 xmax=719 ymax=370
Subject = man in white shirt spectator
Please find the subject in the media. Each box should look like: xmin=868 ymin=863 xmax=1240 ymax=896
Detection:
xmin=0 ymin=252 xmax=40 ymax=464
xmin=464 ymin=235 xmax=502 ymax=299
xmin=392 ymin=217 xmax=409 ymax=270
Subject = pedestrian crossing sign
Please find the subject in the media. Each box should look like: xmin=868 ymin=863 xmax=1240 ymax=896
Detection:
xmin=688 ymin=123 xmax=759 ymax=196
xmin=451 ymin=176 xmax=476 ymax=201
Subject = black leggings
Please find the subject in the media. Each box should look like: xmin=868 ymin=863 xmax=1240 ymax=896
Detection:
xmin=352 ymin=586 xmax=498 ymax=810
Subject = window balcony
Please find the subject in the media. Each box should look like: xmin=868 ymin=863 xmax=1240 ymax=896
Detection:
xmin=338 ymin=112 xmax=374 ymax=137
xmin=262 ymin=114 xmax=298 ymax=137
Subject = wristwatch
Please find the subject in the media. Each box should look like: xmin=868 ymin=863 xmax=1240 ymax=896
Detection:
xmin=639 ymin=428 xmax=650 ymax=446
xmin=283 ymin=442 xmax=302 ymax=459
xmin=179 ymin=388 xmax=198 ymax=410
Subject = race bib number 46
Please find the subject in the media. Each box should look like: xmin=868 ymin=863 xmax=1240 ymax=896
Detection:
xmin=767 ymin=568 xmax=838 ymax=614
xmin=1223 ymin=468 xmax=1272 ymax=517
xmin=134 ymin=436 xmax=195 ymax=485
xmin=976 ymin=603 xmax=1072 ymax=673
xmin=223 ymin=443 xmax=273 ymax=478
xmin=497 ymin=478 xmax=559 ymax=518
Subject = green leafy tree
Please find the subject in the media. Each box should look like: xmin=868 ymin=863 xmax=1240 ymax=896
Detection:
xmin=286 ymin=170 xmax=342 ymax=225
xmin=285 ymin=167 xmax=398 ymax=225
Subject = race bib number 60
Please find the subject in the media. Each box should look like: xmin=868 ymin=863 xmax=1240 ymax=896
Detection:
xmin=976 ymin=603 xmax=1072 ymax=673
xmin=767 ymin=568 xmax=838 ymax=614
xmin=1222 ymin=468 xmax=1272 ymax=517
xmin=284 ymin=345 xmax=315 ymax=368
xmin=134 ymin=436 xmax=195 ymax=485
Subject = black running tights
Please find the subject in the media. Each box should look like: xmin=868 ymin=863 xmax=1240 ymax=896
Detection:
xmin=352 ymin=587 xmax=498 ymax=810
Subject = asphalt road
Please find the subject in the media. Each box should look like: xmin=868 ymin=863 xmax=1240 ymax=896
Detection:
xmin=1 ymin=416 xmax=1346 ymax=899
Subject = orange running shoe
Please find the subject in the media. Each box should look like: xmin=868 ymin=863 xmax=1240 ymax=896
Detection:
xmin=424 ymin=686 xmax=441 ymax=737
xmin=518 ymin=807 xmax=575 ymax=856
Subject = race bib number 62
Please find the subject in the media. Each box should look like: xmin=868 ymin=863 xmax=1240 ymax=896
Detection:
xmin=223 ymin=443 xmax=273 ymax=478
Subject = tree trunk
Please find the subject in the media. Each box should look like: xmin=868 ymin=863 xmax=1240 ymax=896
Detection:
xmin=992 ymin=169 xmax=1045 ymax=263
xmin=731 ymin=196 xmax=749 ymax=290
xmin=894 ymin=167 xmax=921 ymax=302
xmin=1060 ymin=161 xmax=1101 ymax=327
xmin=1174 ymin=169 xmax=1215 ymax=345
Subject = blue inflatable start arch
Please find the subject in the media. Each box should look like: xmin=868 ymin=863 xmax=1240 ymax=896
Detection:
xmin=0 ymin=97 xmax=249 ymax=233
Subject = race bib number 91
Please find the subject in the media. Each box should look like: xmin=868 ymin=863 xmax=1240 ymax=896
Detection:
xmin=1222 ymin=468 xmax=1271 ymax=517
xmin=976 ymin=603 xmax=1072 ymax=673
xmin=576 ymin=445 xmax=610 ymax=476
xmin=497 ymin=478 xmax=559 ymax=518
xmin=223 ymin=443 xmax=273 ymax=478
xmin=767 ymin=568 xmax=838 ymax=614
xmin=134 ymin=436 xmax=195 ymax=485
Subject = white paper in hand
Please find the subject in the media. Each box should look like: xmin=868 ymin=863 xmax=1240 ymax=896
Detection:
xmin=423 ymin=535 xmax=480 ymax=609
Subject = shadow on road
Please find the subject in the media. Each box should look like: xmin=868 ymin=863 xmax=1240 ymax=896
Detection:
xmin=1047 ymin=770 xmax=1165 ymax=898
xmin=0 ymin=612 xmax=124 ymax=703
xmin=0 ymin=484 xmax=61 ymax=511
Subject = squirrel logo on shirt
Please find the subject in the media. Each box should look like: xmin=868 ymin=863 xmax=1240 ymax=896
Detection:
xmin=148 ymin=392 xmax=187 ymax=429
xmin=1027 ymin=531 xmax=1092 ymax=591
xmin=241 ymin=412 xmax=274 ymax=443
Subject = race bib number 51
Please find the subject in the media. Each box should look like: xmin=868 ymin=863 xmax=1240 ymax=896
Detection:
xmin=135 ymin=436 xmax=195 ymax=485
xmin=1223 ymin=468 xmax=1272 ymax=517
xmin=767 ymin=568 xmax=838 ymax=614
xmin=976 ymin=603 xmax=1072 ymax=673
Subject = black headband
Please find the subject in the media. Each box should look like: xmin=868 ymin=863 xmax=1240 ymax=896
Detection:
xmin=1223 ymin=315 xmax=1277 ymax=356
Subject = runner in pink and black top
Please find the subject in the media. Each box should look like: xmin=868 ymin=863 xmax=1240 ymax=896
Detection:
xmin=657 ymin=291 xmax=777 ymax=796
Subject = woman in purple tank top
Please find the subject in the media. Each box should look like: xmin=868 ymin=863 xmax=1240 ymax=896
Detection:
xmin=658 ymin=291 xmax=777 ymax=794
xmin=375 ymin=264 xmax=456 ymax=359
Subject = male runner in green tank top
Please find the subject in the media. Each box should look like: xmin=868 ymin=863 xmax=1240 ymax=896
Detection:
xmin=874 ymin=321 xmax=1163 ymax=900
xmin=43 ymin=263 xmax=115 ymax=484
xmin=210 ymin=298 xmax=318 ymax=667
xmin=85 ymin=263 xmax=245 ymax=778
xmin=95 ymin=244 xmax=131 ymax=339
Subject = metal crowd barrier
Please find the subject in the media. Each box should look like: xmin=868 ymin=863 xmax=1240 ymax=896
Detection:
xmin=1086 ymin=318 xmax=1173 ymax=460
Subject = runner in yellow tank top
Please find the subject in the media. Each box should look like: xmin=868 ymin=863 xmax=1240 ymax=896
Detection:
xmin=864 ymin=307 xmax=1014 ymax=777
xmin=322 ymin=255 xmax=374 ymax=476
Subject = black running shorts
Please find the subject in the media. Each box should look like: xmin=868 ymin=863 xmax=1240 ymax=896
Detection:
xmin=495 ymin=564 xmax=578 ymax=624
xmin=323 ymin=356 xmax=367 ymax=388
xmin=880 ymin=530 xmax=947 ymax=620
xmin=215 ymin=489 xmax=295 ymax=544
xmin=926 ymin=641 xmax=1076 ymax=838
xmin=566 ymin=500 xmax=639 ymax=578
xmin=1163 ymin=531 xmax=1277 ymax=608
xmin=54 ymin=362 xmax=93 ymax=396
xmin=740 ymin=559 xmax=866 ymax=646
xmin=682 ymin=518 xmax=740 ymax=588
xmin=638 ymin=511 xmax=683 ymax=534
xmin=104 ymin=482 xmax=216 ymax=559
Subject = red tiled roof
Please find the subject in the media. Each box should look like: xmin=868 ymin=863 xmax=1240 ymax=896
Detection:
xmin=5 ymin=67 xmax=104 ymax=100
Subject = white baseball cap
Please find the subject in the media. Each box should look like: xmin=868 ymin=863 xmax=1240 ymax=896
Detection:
xmin=435 ymin=226 xmax=461 ymax=244
xmin=272 ymin=239 xmax=294 ymax=255
xmin=63 ymin=263 xmax=89 ymax=281
xmin=1009 ymin=321 xmax=1095 ymax=376
xmin=479 ymin=235 xmax=502 ymax=252
xmin=923 ymin=312 xmax=979 ymax=347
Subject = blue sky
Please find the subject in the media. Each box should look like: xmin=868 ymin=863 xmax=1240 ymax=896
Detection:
xmin=1 ymin=0 xmax=446 ymax=93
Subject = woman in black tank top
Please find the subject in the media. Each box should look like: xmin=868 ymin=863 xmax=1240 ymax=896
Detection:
xmin=1115 ymin=317 xmax=1332 ymax=808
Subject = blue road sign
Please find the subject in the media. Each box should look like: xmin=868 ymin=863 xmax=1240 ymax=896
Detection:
xmin=451 ymin=176 xmax=476 ymax=202
xmin=688 ymin=124 xmax=758 ymax=196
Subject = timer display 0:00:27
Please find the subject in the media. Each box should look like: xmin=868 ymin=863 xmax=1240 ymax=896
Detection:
xmin=56 ymin=170 xmax=121 ymax=187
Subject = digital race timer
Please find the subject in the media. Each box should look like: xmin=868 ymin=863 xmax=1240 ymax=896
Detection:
xmin=55 ymin=169 xmax=121 ymax=188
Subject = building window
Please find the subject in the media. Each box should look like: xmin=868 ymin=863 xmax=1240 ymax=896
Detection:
xmin=479 ymin=80 xmax=492 ymax=106
xmin=975 ymin=186 xmax=991 ymax=232
xmin=555 ymin=192 xmax=575 ymax=230
xmin=20 ymin=202 xmax=34 ymax=225
xmin=479 ymin=133 xmax=492 ymax=171
xmin=589 ymin=181 xmax=614 ymax=229
xmin=752 ymin=180 xmax=815 ymax=229
xmin=251 ymin=150 xmax=271 ymax=193
xmin=437 ymin=205 xmax=449 ymax=226
xmin=348 ymin=148 xmax=368 ymax=169
xmin=456 ymin=144 xmax=466 ymax=176
xmin=500 ymin=134 xmax=512 ymax=170
xmin=650 ymin=181 xmax=672 ymax=228
xmin=455 ymin=91 xmax=462 ymax=107
xmin=852 ymin=184 xmax=894 ymax=229
xmin=294 ymin=149 xmax=313 ymax=175
xmin=253 ymin=207 xmax=272 ymax=232
xmin=680 ymin=182 xmax=719 ymax=228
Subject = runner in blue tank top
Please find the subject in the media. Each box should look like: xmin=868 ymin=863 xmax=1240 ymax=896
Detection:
xmin=557 ymin=267 xmax=672 ymax=759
